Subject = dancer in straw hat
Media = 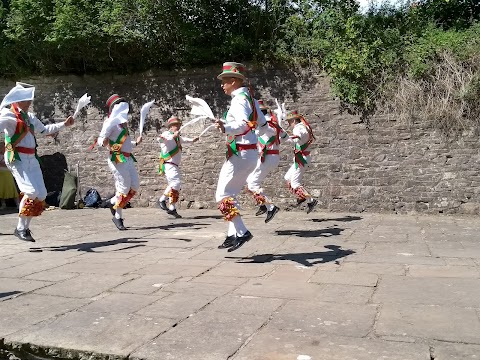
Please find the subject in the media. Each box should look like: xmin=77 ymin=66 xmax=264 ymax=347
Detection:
xmin=0 ymin=82 xmax=74 ymax=242
xmin=214 ymin=62 xmax=268 ymax=252
xmin=157 ymin=116 xmax=199 ymax=219
xmin=284 ymin=110 xmax=318 ymax=213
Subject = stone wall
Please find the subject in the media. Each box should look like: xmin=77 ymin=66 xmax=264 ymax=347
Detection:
xmin=1 ymin=65 xmax=480 ymax=215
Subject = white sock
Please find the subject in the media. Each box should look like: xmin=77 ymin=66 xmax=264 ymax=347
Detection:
xmin=231 ymin=215 xmax=248 ymax=237
xmin=267 ymin=204 xmax=275 ymax=211
xmin=17 ymin=216 xmax=27 ymax=231
xmin=168 ymin=204 xmax=175 ymax=211
xmin=160 ymin=194 xmax=166 ymax=202
xmin=115 ymin=208 xmax=122 ymax=219
xmin=307 ymin=197 xmax=313 ymax=203
xmin=227 ymin=222 xmax=236 ymax=237
xmin=25 ymin=216 xmax=32 ymax=229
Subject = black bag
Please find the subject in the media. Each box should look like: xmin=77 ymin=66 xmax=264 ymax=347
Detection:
xmin=84 ymin=188 xmax=102 ymax=208
xmin=45 ymin=191 xmax=61 ymax=207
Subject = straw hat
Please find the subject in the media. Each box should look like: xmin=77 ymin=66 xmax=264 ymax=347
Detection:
xmin=217 ymin=62 xmax=247 ymax=81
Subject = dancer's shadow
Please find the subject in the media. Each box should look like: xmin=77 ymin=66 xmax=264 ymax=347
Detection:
xmin=29 ymin=237 xmax=147 ymax=253
xmin=312 ymin=216 xmax=362 ymax=223
xmin=276 ymin=226 xmax=344 ymax=238
xmin=192 ymin=215 xmax=223 ymax=220
xmin=130 ymin=222 xmax=208 ymax=231
xmin=228 ymin=245 xmax=355 ymax=267
xmin=0 ymin=291 xmax=23 ymax=299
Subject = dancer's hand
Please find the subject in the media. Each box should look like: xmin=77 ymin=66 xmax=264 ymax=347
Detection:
xmin=215 ymin=119 xmax=225 ymax=133
xmin=192 ymin=137 xmax=199 ymax=143
xmin=64 ymin=116 xmax=75 ymax=127
xmin=136 ymin=136 xmax=143 ymax=145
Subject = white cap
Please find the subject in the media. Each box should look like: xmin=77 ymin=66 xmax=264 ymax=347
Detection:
xmin=0 ymin=83 xmax=35 ymax=109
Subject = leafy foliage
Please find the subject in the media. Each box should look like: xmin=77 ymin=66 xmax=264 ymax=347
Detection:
xmin=0 ymin=0 xmax=479 ymax=127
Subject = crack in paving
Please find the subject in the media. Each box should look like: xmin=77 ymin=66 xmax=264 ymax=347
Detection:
xmin=226 ymin=299 xmax=287 ymax=360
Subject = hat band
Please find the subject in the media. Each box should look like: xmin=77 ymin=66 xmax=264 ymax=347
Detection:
xmin=222 ymin=65 xmax=246 ymax=73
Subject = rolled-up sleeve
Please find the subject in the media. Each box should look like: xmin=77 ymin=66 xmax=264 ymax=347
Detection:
xmin=31 ymin=115 xmax=65 ymax=136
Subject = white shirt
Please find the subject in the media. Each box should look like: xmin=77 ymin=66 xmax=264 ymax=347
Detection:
xmin=98 ymin=121 xmax=135 ymax=153
xmin=223 ymin=87 xmax=267 ymax=145
xmin=159 ymin=131 xmax=194 ymax=165
xmin=291 ymin=123 xmax=311 ymax=148
xmin=257 ymin=115 xmax=289 ymax=151
xmin=0 ymin=107 xmax=65 ymax=149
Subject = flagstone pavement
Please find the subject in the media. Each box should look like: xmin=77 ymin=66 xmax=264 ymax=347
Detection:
xmin=1 ymin=207 xmax=480 ymax=359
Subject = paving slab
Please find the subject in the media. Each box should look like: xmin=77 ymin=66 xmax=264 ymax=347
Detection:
xmin=0 ymin=294 xmax=89 ymax=337
xmin=432 ymin=342 xmax=480 ymax=359
xmin=309 ymin=270 xmax=378 ymax=287
xmin=373 ymin=275 xmax=480 ymax=307
xmin=376 ymin=304 xmax=480 ymax=344
xmin=130 ymin=308 xmax=269 ymax=360
xmin=33 ymin=274 xmax=137 ymax=298
xmin=407 ymin=264 xmax=480 ymax=278
xmin=233 ymin=327 xmax=431 ymax=360
xmin=4 ymin=311 xmax=175 ymax=359
xmin=339 ymin=262 xmax=406 ymax=275
xmin=269 ymin=300 xmax=378 ymax=337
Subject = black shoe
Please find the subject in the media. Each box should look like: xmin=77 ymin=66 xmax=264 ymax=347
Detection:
xmin=167 ymin=209 xmax=182 ymax=219
xmin=227 ymin=231 xmax=253 ymax=252
xmin=307 ymin=199 xmax=318 ymax=214
xmin=14 ymin=228 xmax=35 ymax=242
xmin=255 ymin=205 xmax=267 ymax=216
xmin=218 ymin=235 xmax=235 ymax=249
xmin=158 ymin=200 xmax=168 ymax=211
xmin=265 ymin=206 xmax=279 ymax=223
xmin=296 ymin=198 xmax=306 ymax=206
xmin=108 ymin=202 xmax=115 ymax=216
xmin=112 ymin=217 xmax=127 ymax=230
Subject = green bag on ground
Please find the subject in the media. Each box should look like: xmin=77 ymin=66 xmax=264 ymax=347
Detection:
xmin=59 ymin=171 xmax=77 ymax=209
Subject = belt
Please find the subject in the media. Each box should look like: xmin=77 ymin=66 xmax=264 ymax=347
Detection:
xmin=236 ymin=144 xmax=257 ymax=151
xmin=110 ymin=151 xmax=131 ymax=157
xmin=15 ymin=146 xmax=36 ymax=154
xmin=164 ymin=161 xmax=178 ymax=167
xmin=266 ymin=150 xmax=279 ymax=155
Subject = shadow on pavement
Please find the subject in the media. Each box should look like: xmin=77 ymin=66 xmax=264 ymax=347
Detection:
xmin=28 ymin=237 xmax=147 ymax=253
xmin=276 ymin=226 xmax=344 ymax=238
xmin=312 ymin=216 xmax=362 ymax=223
xmin=191 ymin=215 xmax=223 ymax=220
xmin=129 ymin=222 xmax=208 ymax=231
xmin=228 ymin=245 xmax=355 ymax=267
xmin=0 ymin=291 xmax=23 ymax=299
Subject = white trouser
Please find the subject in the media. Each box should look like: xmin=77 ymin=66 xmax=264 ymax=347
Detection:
xmin=216 ymin=150 xmax=258 ymax=237
xmin=284 ymin=155 xmax=311 ymax=189
xmin=6 ymin=153 xmax=47 ymax=200
xmin=163 ymin=163 xmax=181 ymax=192
xmin=108 ymin=157 xmax=139 ymax=196
xmin=6 ymin=153 xmax=46 ymax=230
xmin=246 ymin=154 xmax=280 ymax=192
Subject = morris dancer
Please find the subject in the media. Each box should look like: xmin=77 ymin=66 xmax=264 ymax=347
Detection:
xmin=0 ymin=82 xmax=74 ymax=242
xmin=215 ymin=62 xmax=267 ymax=252
xmin=246 ymin=100 xmax=288 ymax=223
xmin=98 ymin=94 xmax=142 ymax=230
xmin=158 ymin=116 xmax=198 ymax=218
xmin=284 ymin=110 xmax=318 ymax=213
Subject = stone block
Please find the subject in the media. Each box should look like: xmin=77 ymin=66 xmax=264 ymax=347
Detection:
xmin=376 ymin=304 xmax=480 ymax=344
xmin=233 ymin=327 xmax=430 ymax=360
